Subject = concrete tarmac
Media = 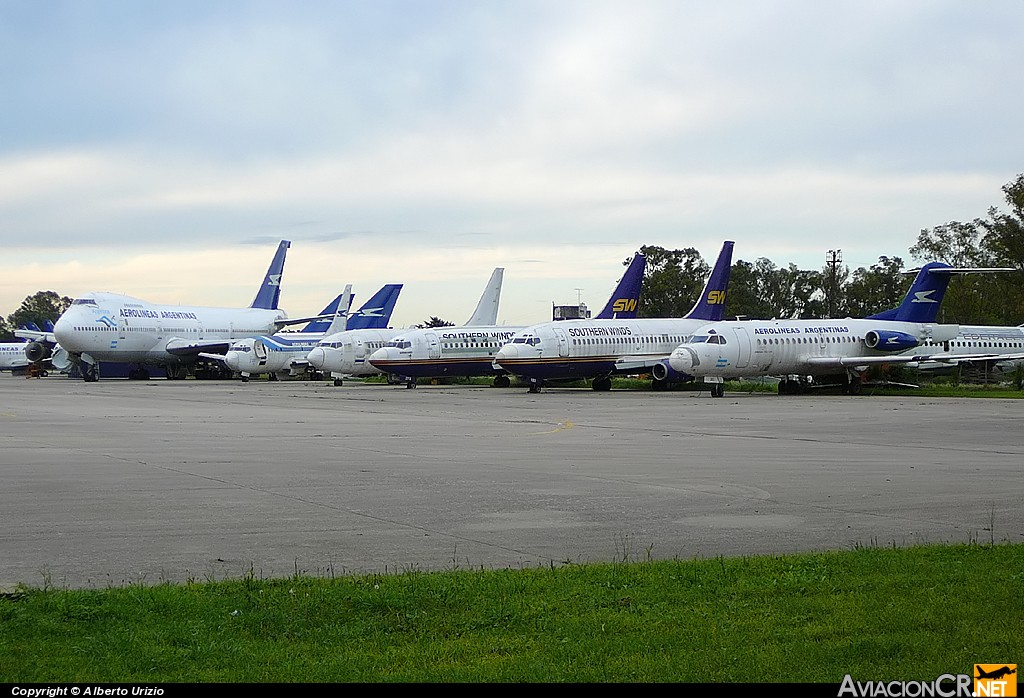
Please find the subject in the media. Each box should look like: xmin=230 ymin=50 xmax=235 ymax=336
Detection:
xmin=1 ymin=374 xmax=1021 ymax=589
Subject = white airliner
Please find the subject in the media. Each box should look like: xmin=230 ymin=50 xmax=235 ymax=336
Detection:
xmin=0 ymin=341 xmax=31 ymax=373
xmin=51 ymin=240 xmax=322 ymax=381
xmin=668 ymin=262 xmax=1024 ymax=396
xmin=210 ymin=284 xmax=402 ymax=382
xmin=494 ymin=241 xmax=734 ymax=392
xmin=367 ymin=253 xmax=649 ymax=388
xmin=306 ymin=268 xmax=504 ymax=386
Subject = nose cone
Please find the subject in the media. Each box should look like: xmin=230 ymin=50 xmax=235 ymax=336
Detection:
xmin=306 ymin=347 xmax=326 ymax=369
xmin=494 ymin=344 xmax=520 ymax=364
xmin=368 ymin=347 xmax=398 ymax=368
xmin=669 ymin=346 xmax=695 ymax=373
xmin=223 ymin=351 xmax=241 ymax=371
xmin=52 ymin=313 xmax=76 ymax=348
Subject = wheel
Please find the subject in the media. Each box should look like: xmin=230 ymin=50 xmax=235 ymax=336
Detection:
xmin=592 ymin=376 xmax=612 ymax=391
xmin=652 ymin=378 xmax=668 ymax=391
xmin=268 ymin=372 xmax=279 ymax=382
xmin=333 ymin=378 xmax=344 ymax=387
xmin=528 ymin=384 xmax=541 ymax=393
xmin=241 ymin=375 xmax=249 ymax=383
xmin=712 ymin=383 xmax=725 ymax=398
xmin=493 ymin=374 xmax=511 ymax=388
xmin=847 ymin=378 xmax=862 ymax=395
xmin=406 ymin=380 xmax=417 ymax=389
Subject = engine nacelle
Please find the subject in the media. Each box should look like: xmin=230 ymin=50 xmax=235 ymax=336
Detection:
xmin=864 ymin=330 xmax=919 ymax=352
xmin=652 ymin=360 xmax=691 ymax=383
xmin=25 ymin=341 xmax=52 ymax=363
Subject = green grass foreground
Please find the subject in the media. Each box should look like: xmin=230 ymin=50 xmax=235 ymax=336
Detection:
xmin=1 ymin=544 xmax=1021 ymax=682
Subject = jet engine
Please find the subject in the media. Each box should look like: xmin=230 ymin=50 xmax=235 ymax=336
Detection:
xmin=652 ymin=360 xmax=691 ymax=383
xmin=864 ymin=330 xmax=919 ymax=352
xmin=24 ymin=341 xmax=52 ymax=363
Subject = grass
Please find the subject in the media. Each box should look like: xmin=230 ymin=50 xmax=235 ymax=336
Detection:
xmin=1 ymin=543 xmax=1021 ymax=682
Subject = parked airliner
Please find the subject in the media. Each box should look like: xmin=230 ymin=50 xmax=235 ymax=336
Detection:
xmin=52 ymin=240 xmax=319 ymax=381
xmin=213 ymin=284 xmax=402 ymax=381
xmin=367 ymin=253 xmax=647 ymax=387
xmin=668 ymin=262 xmax=1022 ymax=396
xmin=306 ymin=268 xmax=504 ymax=385
xmin=0 ymin=340 xmax=30 ymax=373
xmin=494 ymin=241 xmax=734 ymax=392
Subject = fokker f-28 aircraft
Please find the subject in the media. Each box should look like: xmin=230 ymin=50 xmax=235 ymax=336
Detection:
xmin=211 ymin=283 xmax=403 ymax=381
xmin=668 ymin=262 xmax=1022 ymax=396
xmin=52 ymin=240 xmax=324 ymax=381
xmin=368 ymin=253 xmax=648 ymax=387
xmin=494 ymin=241 xmax=734 ymax=392
xmin=306 ymin=268 xmax=504 ymax=385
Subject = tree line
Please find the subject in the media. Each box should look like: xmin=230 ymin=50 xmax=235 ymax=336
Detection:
xmin=633 ymin=174 xmax=1024 ymax=326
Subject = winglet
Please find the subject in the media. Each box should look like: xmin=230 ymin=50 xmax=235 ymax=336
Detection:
xmin=250 ymin=240 xmax=291 ymax=310
xmin=347 ymin=284 xmax=403 ymax=330
xmin=464 ymin=268 xmax=504 ymax=326
xmin=867 ymin=263 xmax=1014 ymax=323
xmin=595 ymin=253 xmax=646 ymax=319
xmin=684 ymin=241 xmax=734 ymax=321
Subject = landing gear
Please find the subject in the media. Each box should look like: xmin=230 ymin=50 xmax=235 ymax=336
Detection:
xmin=652 ymin=377 xmax=669 ymax=391
xmin=165 ymin=365 xmax=186 ymax=380
xmin=844 ymin=375 xmax=863 ymax=395
xmin=527 ymin=378 xmax=543 ymax=393
xmin=492 ymin=374 xmax=511 ymax=388
xmin=406 ymin=378 xmax=417 ymax=389
xmin=778 ymin=379 xmax=806 ymax=395
xmin=240 ymin=374 xmax=250 ymax=383
xmin=128 ymin=366 xmax=151 ymax=380
xmin=268 ymin=372 xmax=279 ymax=382
xmin=710 ymin=383 xmax=725 ymax=398
xmin=82 ymin=364 xmax=99 ymax=382
xmin=591 ymin=375 xmax=612 ymax=392
xmin=333 ymin=378 xmax=344 ymax=387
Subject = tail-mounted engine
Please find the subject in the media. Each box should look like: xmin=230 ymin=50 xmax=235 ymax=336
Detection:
xmin=864 ymin=330 xmax=919 ymax=352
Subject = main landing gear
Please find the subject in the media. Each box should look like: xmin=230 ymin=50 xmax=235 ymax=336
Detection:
xmin=492 ymin=374 xmax=511 ymax=388
xmin=591 ymin=376 xmax=612 ymax=392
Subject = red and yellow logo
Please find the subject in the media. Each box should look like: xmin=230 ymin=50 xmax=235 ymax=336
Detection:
xmin=975 ymin=665 xmax=1017 ymax=697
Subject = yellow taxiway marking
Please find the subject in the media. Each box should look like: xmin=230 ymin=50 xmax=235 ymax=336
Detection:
xmin=533 ymin=420 xmax=575 ymax=435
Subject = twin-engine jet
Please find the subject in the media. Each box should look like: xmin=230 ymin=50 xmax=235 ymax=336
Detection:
xmin=212 ymin=284 xmax=402 ymax=382
xmin=669 ymin=262 xmax=1023 ymax=396
xmin=306 ymin=268 xmax=505 ymax=386
xmin=51 ymin=240 xmax=322 ymax=381
xmin=494 ymin=241 xmax=734 ymax=392
xmin=367 ymin=253 xmax=648 ymax=388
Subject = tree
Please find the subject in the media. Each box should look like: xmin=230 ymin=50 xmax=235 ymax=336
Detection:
xmin=980 ymin=174 xmax=1024 ymax=323
xmin=631 ymin=245 xmax=710 ymax=318
xmin=844 ymin=256 xmax=909 ymax=318
xmin=6 ymin=291 xmax=72 ymax=331
xmin=0 ymin=316 xmax=14 ymax=342
xmin=416 ymin=316 xmax=455 ymax=328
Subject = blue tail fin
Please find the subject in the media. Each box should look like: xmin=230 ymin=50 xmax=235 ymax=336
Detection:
xmin=44 ymin=320 xmax=55 ymax=332
xmin=250 ymin=240 xmax=291 ymax=310
xmin=300 ymin=286 xmax=354 ymax=333
xmin=595 ymin=253 xmax=646 ymax=319
xmin=347 ymin=284 xmax=403 ymax=330
xmin=26 ymin=322 xmax=42 ymax=332
xmin=867 ymin=262 xmax=956 ymax=323
xmin=684 ymin=241 xmax=734 ymax=321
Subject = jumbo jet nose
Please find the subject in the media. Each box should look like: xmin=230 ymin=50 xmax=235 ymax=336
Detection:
xmin=669 ymin=346 xmax=696 ymax=373
xmin=52 ymin=313 xmax=76 ymax=348
xmin=306 ymin=347 xmax=327 ymax=369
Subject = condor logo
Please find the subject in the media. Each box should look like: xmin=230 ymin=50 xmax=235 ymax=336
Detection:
xmin=707 ymin=290 xmax=727 ymax=305
xmin=975 ymin=665 xmax=1017 ymax=697
xmin=612 ymin=298 xmax=637 ymax=313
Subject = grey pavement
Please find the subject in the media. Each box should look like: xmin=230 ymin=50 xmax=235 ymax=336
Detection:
xmin=1 ymin=374 xmax=1021 ymax=589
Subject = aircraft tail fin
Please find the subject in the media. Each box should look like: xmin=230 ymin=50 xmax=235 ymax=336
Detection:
xmin=250 ymin=240 xmax=291 ymax=310
xmin=347 ymin=284 xmax=403 ymax=330
xmin=595 ymin=253 xmax=646 ymax=319
xmin=300 ymin=285 xmax=354 ymax=334
xmin=464 ymin=268 xmax=504 ymax=326
xmin=867 ymin=263 xmax=1014 ymax=323
xmin=684 ymin=241 xmax=734 ymax=321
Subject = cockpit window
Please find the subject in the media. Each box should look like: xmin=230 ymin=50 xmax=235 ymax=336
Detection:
xmin=688 ymin=335 xmax=710 ymax=344
xmin=72 ymin=298 xmax=97 ymax=306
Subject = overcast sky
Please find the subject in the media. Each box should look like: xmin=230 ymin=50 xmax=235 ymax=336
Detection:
xmin=2 ymin=0 xmax=1021 ymax=326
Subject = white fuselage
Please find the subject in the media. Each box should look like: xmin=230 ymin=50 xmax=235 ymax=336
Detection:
xmin=668 ymin=318 xmax=962 ymax=378
xmin=494 ymin=318 xmax=717 ymax=381
xmin=368 ymin=325 xmax=522 ymax=378
xmin=222 ymin=333 xmax=329 ymax=376
xmin=0 ymin=342 xmax=30 ymax=371
xmin=306 ymin=328 xmax=406 ymax=376
xmin=54 ymin=292 xmax=287 ymax=365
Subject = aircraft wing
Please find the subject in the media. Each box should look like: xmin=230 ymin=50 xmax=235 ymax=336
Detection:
xmin=805 ymin=351 xmax=1024 ymax=369
xmin=198 ymin=352 xmax=228 ymax=363
xmin=273 ymin=314 xmax=334 ymax=330
xmin=14 ymin=329 xmax=55 ymax=344
xmin=612 ymin=354 xmax=672 ymax=373
xmin=165 ymin=338 xmax=232 ymax=357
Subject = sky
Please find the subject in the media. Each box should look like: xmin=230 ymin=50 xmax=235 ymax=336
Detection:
xmin=1 ymin=0 xmax=1022 ymax=327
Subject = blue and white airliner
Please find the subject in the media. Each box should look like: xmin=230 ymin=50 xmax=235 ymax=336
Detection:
xmin=51 ymin=240 xmax=323 ymax=381
xmin=210 ymin=283 xmax=403 ymax=381
xmin=494 ymin=241 xmax=734 ymax=392
xmin=306 ymin=268 xmax=505 ymax=385
xmin=668 ymin=262 xmax=1023 ymax=396
xmin=367 ymin=253 xmax=648 ymax=387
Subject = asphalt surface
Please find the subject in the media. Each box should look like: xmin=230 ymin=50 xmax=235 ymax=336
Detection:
xmin=1 ymin=374 xmax=1021 ymax=589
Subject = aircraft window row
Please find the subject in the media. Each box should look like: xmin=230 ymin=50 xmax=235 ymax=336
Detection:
xmin=756 ymin=336 xmax=862 ymax=346
xmin=571 ymin=335 xmax=689 ymax=347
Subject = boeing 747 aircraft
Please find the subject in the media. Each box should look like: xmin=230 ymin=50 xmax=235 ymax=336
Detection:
xmin=306 ymin=268 xmax=504 ymax=385
xmin=52 ymin=240 xmax=320 ymax=381
xmin=668 ymin=262 xmax=1022 ymax=396
xmin=213 ymin=284 xmax=402 ymax=381
xmin=367 ymin=253 xmax=647 ymax=387
xmin=494 ymin=241 xmax=734 ymax=392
